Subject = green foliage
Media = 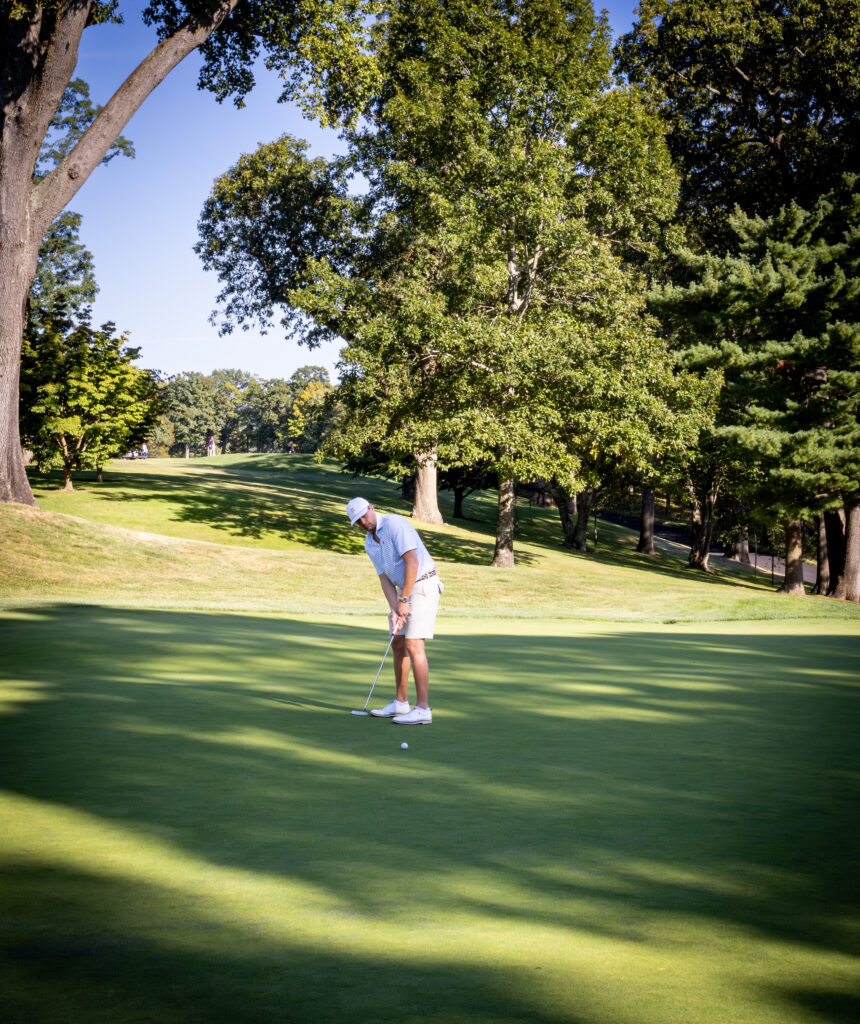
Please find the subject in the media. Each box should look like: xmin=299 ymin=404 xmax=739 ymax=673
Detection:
xmin=196 ymin=136 xmax=357 ymax=344
xmin=197 ymin=0 xmax=700 ymax=536
xmin=162 ymin=372 xmax=218 ymax=456
xmin=20 ymin=315 xmax=160 ymax=483
xmin=616 ymin=0 xmax=860 ymax=247
xmin=651 ymin=176 xmax=860 ymax=518
xmin=159 ymin=365 xmax=334 ymax=455
xmin=35 ymin=78 xmax=134 ymax=180
xmin=27 ymin=212 xmax=98 ymax=326
xmin=143 ymin=0 xmax=380 ymax=125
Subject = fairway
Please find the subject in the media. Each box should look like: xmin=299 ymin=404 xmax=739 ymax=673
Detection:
xmin=2 ymin=456 xmax=860 ymax=1023
xmin=1 ymin=606 xmax=858 ymax=1024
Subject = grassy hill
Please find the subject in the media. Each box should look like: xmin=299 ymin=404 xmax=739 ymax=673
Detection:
xmin=2 ymin=453 xmax=857 ymax=623
xmin=3 ymin=455 xmax=859 ymax=1024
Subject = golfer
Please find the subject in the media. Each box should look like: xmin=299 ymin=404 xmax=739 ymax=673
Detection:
xmin=346 ymin=497 xmax=443 ymax=725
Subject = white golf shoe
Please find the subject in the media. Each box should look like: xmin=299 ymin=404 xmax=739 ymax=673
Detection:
xmin=393 ymin=706 xmax=432 ymax=725
xmin=370 ymin=700 xmax=411 ymax=718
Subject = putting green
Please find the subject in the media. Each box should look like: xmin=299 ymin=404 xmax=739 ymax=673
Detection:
xmin=2 ymin=605 xmax=858 ymax=1023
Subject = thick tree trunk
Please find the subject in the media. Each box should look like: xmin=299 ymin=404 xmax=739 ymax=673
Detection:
xmin=725 ymin=526 xmax=751 ymax=564
xmin=62 ymin=465 xmax=73 ymax=491
xmin=547 ymin=482 xmax=576 ymax=547
xmin=823 ymin=509 xmax=847 ymax=596
xmin=97 ymin=467 xmax=103 ymax=483
xmin=636 ymin=487 xmax=655 ymax=554
xmin=686 ymin=471 xmax=720 ymax=572
xmin=0 ymin=0 xmax=239 ymax=507
xmin=779 ymin=519 xmax=806 ymax=596
xmin=0 ymin=251 xmax=37 ymax=504
xmin=833 ymin=504 xmax=860 ymax=603
xmin=491 ymin=476 xmax=516 ymax=568
xmin=412 ymin=452 xmax=443 ymax=523
xmin=572 ymin=488 xmax=596 ymax=552
xmin=814 ymin=515 xmax=829 ymax=595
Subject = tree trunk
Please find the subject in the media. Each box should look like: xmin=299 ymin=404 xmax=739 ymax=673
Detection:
xmin=686 ymin=471 xmax=720 ymax=572
xmin=412 ymin=452 xmax=443 ymax=524
xmin=824 ymin=509 xmax=847 ymax=596
xmin=572 ymin=488 xmax=595 ymax=552
xmin=833 ymin=504 xmax=860 ymax=603
xmin=0 ymin=133 xmax=42 ymax=505
xmin=814 ymin=515 xmax=829 ymax=595
xmin=0 ymin=261 xmax=37 ymax=504
xmin=453 ymin=486 xmax=465 ymax=518
xmin=491 ymin=476 xmax=516 ymax=568
xmin=547 ymin=482 xmax=576 ymax=547
xmin=636 ymin=487 xmax=655 ymax=554
xmin=62 ymin=465 xmax=74 ymax=491
xmin=726 ymin=526 xmax=751 ymax=564
xmin=97 ymin=467 xmax=103 ymax=483
xmin=779 ymin=518 xmax=806 ymax=596
xmin=184 ymin=444 xmax=190 ymax=459
xmin=0 ymin=0 xmax=240 ymax=508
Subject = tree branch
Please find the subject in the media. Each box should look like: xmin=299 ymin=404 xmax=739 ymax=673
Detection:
xmin=31 ymin=0 xmax=240 ymax=236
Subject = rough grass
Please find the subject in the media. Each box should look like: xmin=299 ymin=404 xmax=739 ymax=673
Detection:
xmin=6 ymin=454 xmax=860 ymax=624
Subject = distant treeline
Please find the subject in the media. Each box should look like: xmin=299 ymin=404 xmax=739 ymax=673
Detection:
xmin=153 ymin=366 xmax=336 ymax=458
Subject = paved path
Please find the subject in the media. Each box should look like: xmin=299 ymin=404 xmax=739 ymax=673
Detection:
xmin=649 ymin=532 xmax=817 ymax=584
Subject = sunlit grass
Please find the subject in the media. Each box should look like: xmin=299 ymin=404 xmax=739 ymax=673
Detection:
xmin=1 ymin=607 xmax=858 ymax=1023
xmin=2 ymin=455 xmax=859 ymax=1021
xmin=5 ymin=455 xmax=859 ymax=623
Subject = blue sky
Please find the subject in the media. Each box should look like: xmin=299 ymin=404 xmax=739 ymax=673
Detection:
xmin=69 ymin=3 xmax=640 ymax=382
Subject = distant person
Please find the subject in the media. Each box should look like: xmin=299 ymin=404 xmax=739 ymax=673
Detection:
xmin=140 ymin=442 xmax=148 ymax=459
xmin=207 ymin=436 xmax=216 ymax=456
xmin=346 ymin=497 xmax=443 ymax=725
xmin=287 ymin=442 xmax=296 ymax=454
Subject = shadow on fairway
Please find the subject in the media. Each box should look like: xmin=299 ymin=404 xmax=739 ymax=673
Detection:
xmin=1 ymin=605 xmax=858 ymax=1023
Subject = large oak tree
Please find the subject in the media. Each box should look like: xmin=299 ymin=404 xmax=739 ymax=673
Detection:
xmin=0 ymin=0 xmax=376 ymax=506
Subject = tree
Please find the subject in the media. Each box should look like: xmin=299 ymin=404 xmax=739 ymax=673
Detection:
xmin=198 ymin=1 xmax=692 ymax=559
xmin=616 ymin=1 xmax=860 ymax=571
xmin=20 ymin=314 xmax=160 ymax=488
xmin=287 ymin=369 xmax=333 ymax=451
xmin=651 ymin=177 xmax=860 ymax=598
xmin=615 ymin=0 xmax=860 ymax=249
xmin=210 ymin=367 xmax=253 ymax=452
xmin=1 ymin=0 xmax=378 ymax=506
xmin=162 ymin=371 xmax=217 ymax=458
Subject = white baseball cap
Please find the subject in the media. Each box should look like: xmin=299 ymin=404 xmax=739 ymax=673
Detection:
xmin=346 ymin=497 xmax=371 ymax=525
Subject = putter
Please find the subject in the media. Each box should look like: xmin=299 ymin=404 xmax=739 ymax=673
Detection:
xmin=351 ymin=632 xmax=396 ymax=716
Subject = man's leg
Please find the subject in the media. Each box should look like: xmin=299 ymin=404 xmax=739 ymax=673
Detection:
xmin=406 ymin=638 xmax=429 ymax=708
xmin=393 ymin=634 xmax=410 ymax=703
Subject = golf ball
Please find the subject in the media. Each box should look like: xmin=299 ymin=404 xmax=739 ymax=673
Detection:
xmin=401 ymin=742 xmax=408 ymax=750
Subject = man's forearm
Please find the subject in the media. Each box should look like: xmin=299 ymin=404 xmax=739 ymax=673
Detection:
xmin=380 ymin=575 xmax=399 ymax=612
xmin=400 ymin=550 xmax=418 ymax=597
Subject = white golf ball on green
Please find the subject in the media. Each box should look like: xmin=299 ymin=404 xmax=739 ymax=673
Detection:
xmin=401 ymin=742 xmax=408 ymax=750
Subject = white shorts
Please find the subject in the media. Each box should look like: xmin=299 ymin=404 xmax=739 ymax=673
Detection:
xmin=389 ymin=575 xmax=444 ymax=639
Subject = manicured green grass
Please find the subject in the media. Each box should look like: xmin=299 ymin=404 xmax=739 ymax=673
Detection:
xmin=1 ymin=607 xmax=858 ymax=1024
xmin=2 ymin=454 xmax=859 ymax=1022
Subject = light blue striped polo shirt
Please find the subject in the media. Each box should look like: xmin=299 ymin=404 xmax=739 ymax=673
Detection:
xmin=365 ymin=513 xmax=436 ymax=588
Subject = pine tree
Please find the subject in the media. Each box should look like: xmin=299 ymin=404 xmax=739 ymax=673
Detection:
xmin=651 ymin=177 xmax=860 ymax=597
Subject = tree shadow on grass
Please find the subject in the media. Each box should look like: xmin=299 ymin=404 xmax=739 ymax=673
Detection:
xmin=2 ymin=865 xmax=580 ymax=1024
xmin=30 ymin=464 xmax=505 ymax=564
xmin=1 ymin=606 xmax=858 ymax=1022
